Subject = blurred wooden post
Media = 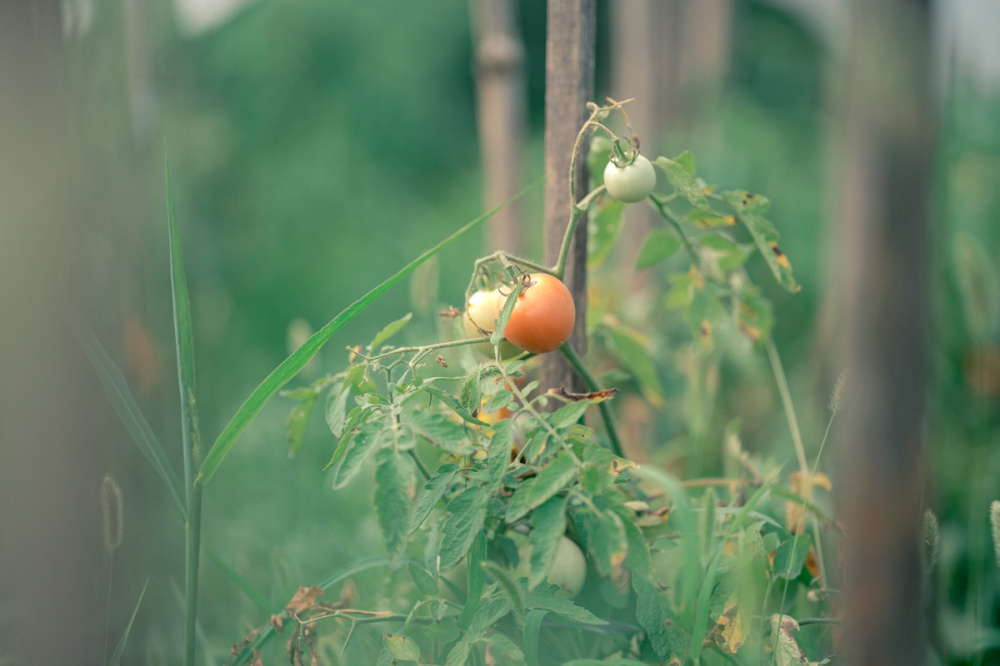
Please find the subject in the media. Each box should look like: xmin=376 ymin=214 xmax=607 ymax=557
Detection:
xmin=0 ymin=1 xmax=108 ymax=663
xmin=836 ymin=1 xmax=932 ymax=663
xmin=542 ymin=0 xmax=595 ymax=393
xmin=471 ymin=0 xmax=527 ymax=256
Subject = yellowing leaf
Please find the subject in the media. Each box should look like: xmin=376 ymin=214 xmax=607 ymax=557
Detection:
xmin=769 ymin=614 xmax=828 ymax=666
xmin=786 ymin=472 xmax=832 ymax=534
xmin=712 ymin=591 xmax=748 ymax=654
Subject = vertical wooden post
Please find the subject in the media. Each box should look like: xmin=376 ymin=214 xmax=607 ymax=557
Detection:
xmin=543 ymin=0 xmax=595 ymax=393
xmin=471 ymin=0 xmax=527 ymax=256
xmin=836 ymin=1 xmax=932 ymax=663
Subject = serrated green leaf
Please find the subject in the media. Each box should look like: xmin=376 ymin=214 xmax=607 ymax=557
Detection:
xmin=323 ymin=406 xmax=370 ymax=471
xmin=524 ymin=583 xmax=606 ymax=625
xmin=325 ymin=381 xmax=351 ymax=437
xmin=581 ymin=510 xmax=626 ymax=578
xmin=332 ymin=422 xmax=385 ymax=490
xmin=721 ymin=190 xmax=799 ymax=292
xmin=370 ymin=312 xmax=413 ymax=350
xmin=588 ymin=199 xmax=626 ymax=270
xmin=505 ymin=476 xmax=537 ymax=524
xmin=529 ymin=496 xmax=568 ymax=588
xmin=773 ymin=534 xmax=814 ymax=580
xmin=605 ymin=322 xmax=665 ymax=405
xmin=506 ymin=452 xmax=578 ymax=524
xmin=486 ymin=389 xmax=514 ymax=413
xmin=375 ymin=447 xmax=412 ymax=558
xmin=409 ymin=464 xmax=459 ymax=533
xmin=469 ymin=597 xmax=512 ymax=637
xmin=407 ymin=409 xmax=472 ymax=454
xmin=108 ymin=579 xmax=148 ymax=666
xmin=408 ymin=562 xmax=439 ymax=596
xmin=482 ymin=561 xmax=527 ymax=626
xmin=488 ymin=420 xmax=514 ymax=494
xmin=633 ymin=576 xmax=675 ymax=661
xmin=198 ymin=180 xmax=543 ymax=484
xmin=548 ymin=401 xmax=589 ymax=429
xmin=425 ymin=616 xmax=460 ymax=642
xmin=383 ymin=633 xmax=421 ymax=661
xmin=284 ymin=390 xmax=317 ymax=457
xmin=439 ymin=487 xmax=488 ymax=571
xmin=487 ymin=633 xmax=526 ymax=665
xmin=636 ymin=229 xmax=683 ymax=269
xmin=460 ymin=368 xmax=482 ymax=415
xmin=654 ymin=156 xmax=711 ymax=211
xmin=459 ymin=533 xmax=488 ymax=629
xmin=444 ymin=639 xmax=472 ymax=666
xmin=420 ymin=384 xmax=490 ymax=426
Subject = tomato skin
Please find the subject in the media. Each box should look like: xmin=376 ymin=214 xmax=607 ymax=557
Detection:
xmin=603 ymin=154 xmax=656 ymax=203
xmin=502 ymin=274 xmax=576 ymax=354
xmin=464 ymin=289 xmax=522 ymax=358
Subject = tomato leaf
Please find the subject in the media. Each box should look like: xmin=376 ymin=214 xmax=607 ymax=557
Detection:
xmin=469 ymin=597 xmax=512 ymax=637
xmin=324 ymin=380 xmax=351 ymax=438
xmin=486 ymin=633 xmax=526 ymax=665
xmin=528 ymin=496 xmax=568 ymax=588
xmin=634 ymin=576 xmax=678 ymax=661
xmin=636 ymin=229 xmax=682 ymax=269
xmin=439 ymin=487 xmax=488 ymax=571
xmin=773 ymin=534 xmax=814 ymax=580
xmin=505 ymin=452 xmax=578 ymax=524
xmin=374 ymin=447 xmax=413 ymax=559
xmin=409 ymin=463 xmax=459 ymax=534
xmin=654 ymin=156 xmax=711 ymax=211
xmin=721 ymin=190 xmax=800 ymax=292
xmin=482 ymin=561 xmax=527 ymax=627
xmin=332 ymin=422 xmax=385 ymax=490
xmin=369 ymin=312 xmax=413 ymax=351
xmin=524 ymin=583 xmax=606 ymax=625
xmin=407 ymin=409 xmax=472 ymax=454
xmin=487 ymin=420 xmax=514 ymax=494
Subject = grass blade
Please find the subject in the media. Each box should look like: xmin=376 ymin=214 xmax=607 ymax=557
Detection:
xmin=72 ymin=320 xmax=186 ymax=518
xmin=108 ymin=578 xmax=148 ymax=666
xmin=198 ymin=178 xmax=543 ymax=483
xmin=165 ymin=150 xmax=200 ymax=495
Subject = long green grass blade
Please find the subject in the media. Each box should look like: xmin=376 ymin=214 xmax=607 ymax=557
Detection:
xmin=198 ymin=179 xmax=543 ymax=483
xmin=72 ymin=320 xmax=186 ymax=518
xmin=108 ymin=578 xmax=148 ymax=666
xmin=165 ymin=151 xmax=200 ymax=495
xmin=231 ymin=555 xmax=398 ymax=666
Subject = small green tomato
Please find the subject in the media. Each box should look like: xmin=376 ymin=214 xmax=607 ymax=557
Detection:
xmin=604 ymin=153 xmax=656 ymax=203
xmin=516 ymin=535 xmax=587 ymax=596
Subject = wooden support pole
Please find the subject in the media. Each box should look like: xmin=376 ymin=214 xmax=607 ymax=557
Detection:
xmin=542 ymin=0 xmax=595 ymax=393
xmin=836 ymin=1 xmax=933 ymax=663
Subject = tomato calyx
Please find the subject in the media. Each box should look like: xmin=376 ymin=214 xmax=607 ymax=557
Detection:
xmin=607 ymin=135 xmax=641 ymax=169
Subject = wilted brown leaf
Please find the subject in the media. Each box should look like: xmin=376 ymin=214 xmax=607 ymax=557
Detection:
xmin=285 ymin=585 xmax=324 ymax=615
xmin=711 ymin=591 xmax=748 ymax=654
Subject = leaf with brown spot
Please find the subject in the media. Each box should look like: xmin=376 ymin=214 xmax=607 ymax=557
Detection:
xmin=546 ymin=387 xmax=620 ymax=402
xmin=711 ymin=591 xmax=748 ymax=654
xmin=285 ymin=586 xmax=323 ymax=615
xmin=770 ymin=614 xmax=828 ymax=666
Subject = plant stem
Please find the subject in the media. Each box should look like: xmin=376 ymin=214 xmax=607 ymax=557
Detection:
xmin=409 ymin=449 xmax=432 ymax=480
xmin=649 ymin=196 xmax=699 ymax=266
xmin=183 ymin=482 xmax=203 ymax=666
xmin=103 ymin=553 xmax=114 ymax=666
xmin=559 ymin=342 xmax=624 ymax=457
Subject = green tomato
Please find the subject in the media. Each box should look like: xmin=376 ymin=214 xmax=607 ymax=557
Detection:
xmin=604 ymin=154 xmax=656 ymax=203
xmin=516 ymin=536 xmax=587 ymax=596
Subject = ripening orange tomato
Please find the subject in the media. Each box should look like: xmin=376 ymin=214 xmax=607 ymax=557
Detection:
xmin=502 ymin=274 xmax=576 ymax=354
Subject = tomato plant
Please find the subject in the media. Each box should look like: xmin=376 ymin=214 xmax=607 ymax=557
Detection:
xmin=501 ymin=273 xmax=576 ymax=354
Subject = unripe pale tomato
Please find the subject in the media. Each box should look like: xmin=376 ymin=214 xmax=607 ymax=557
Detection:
xmin=516 ymin=535 xmax=587 ymax=596
xmin=502 ymin=274 xmax=575 ymax=354
xmin=604 ymin=154 xmax=656 ymax=203
xmin=464 ymin=289 xmax=522 ymax=358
